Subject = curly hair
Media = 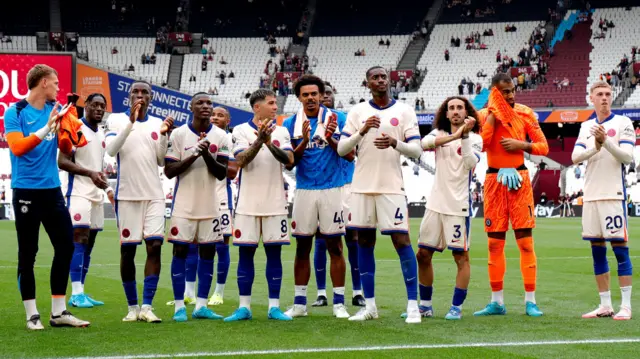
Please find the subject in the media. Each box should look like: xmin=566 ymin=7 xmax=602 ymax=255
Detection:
xmin=433 ymin=96 xmax=480 ymax=134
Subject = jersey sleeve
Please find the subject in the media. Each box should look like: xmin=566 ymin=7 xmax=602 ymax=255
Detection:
xmin=421 ymin=129 xmax=439 ymax=150
xmin=574 ymin=122 xmax=589 ymax=149
xmin=571 ymin=123 xmax=599 ymax=164
xmin=524 ymin=114 xmax=549 ymax=156
xmin=342 ymin=108 xmax=360 ymax=137
xmin=619 ymin=117 xmax=636 ymax=147
xmin=4 ymin=106 xmax=21 ymax=134
xmin=471 ymin=133 xmax=483 ymax=161
xmin=231 ymin=126 xmax=248 ymax=156
xmin=402 ymin=108 xmax=421 ymax=142
xmin=334 ymin=111 xmax=348 ymax=141
xmin=217 ymin=133 xmax=230 ymax=160
xmin=273 ymin=127 xmax=293 ymax=152
xmin=165 ymin=129 xmax=182 ymax=162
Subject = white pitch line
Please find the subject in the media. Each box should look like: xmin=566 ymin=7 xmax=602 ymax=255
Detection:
xmin=46 ymin=338 xmax=640 ymax=359
xmin=0 ymin=256 xmax=638 ymax=269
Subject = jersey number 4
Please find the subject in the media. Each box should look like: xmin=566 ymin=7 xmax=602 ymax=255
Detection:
xmin=333 ymin=211 xmax=344 ymax=224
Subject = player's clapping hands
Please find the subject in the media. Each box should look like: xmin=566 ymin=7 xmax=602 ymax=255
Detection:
xmin=463 ymin=117 xmax=476 ymax=134
xmin=590 ymin=124 xmax=606 ymax=148
xmin=359 ymin=115 xmax=380 ymax=136
xmin=256 ymin=119 xmax=275 ymax=144
xmin=160 ymin=116 xmax=175 ymax=135
xmin=374 ymin=133 xmax=398 ymax=149
xmin=198 ymin=132 xmax=211 ymax=157
xmin=129 ymin=99 xmax=145 ymax=123
xmin=302 ymin=119 xmax=311 ymax=142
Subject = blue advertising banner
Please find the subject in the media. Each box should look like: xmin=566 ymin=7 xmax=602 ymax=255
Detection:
xmin=107 ymin=73 xmax=253 ymax=127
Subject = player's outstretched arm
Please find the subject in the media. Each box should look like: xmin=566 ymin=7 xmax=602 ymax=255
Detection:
xmin=58 ymin=151 xmax=109 ymax=189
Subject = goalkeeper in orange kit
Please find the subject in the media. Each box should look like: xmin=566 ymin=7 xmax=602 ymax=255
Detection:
xmin=474 ymin=73 xmax=549 ymax=317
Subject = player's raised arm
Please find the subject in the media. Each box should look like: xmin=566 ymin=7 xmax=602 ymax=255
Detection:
xmin=5 ymin=101 xmax=66 ymax=157
xmin=523 ymin=113 xmax=549 ymax=156
xmin=283 ymin=117 xmax=308 ymax=170
xmin=461 ymin=120 xmax=483 ymax=171
xmin=480 ymin=111 xmax=496 ymax=151
xmin=155 ymin=116 xmax=173 ymax=167
xmin=601 ymin=118 xmax=634 ymax=165
xmin=571 ymin=122 xmax=600 ymax=164
xmin=234 ymin=120 xmax=267 ymax=168
xmin=337 ymin=110 xmax=370 ymax=156
xmin=58 ymin=151 xmax=109 ymax=189
xmin=105 ymin=101 xmax=140 ymax=157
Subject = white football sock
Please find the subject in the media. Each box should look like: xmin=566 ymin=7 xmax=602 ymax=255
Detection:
xmin=185 ymin=282 xmax=196 ymax=298
xmin=268 ymin=298 xmax=279 ymax=309
xmin=174 ymin=299 xmax=185 ymax=313
xmin=365 ymin=297 xmax=377 ymax=311
xmin=420 ymin=300 xmax=432 ymax=307
xmin=352 ymin=289 xmax=363 ymax=297
xmin=407 ymin=299 xmax=418 ymax=311
xmin=317 ymin=289 xmax=327 ymax=297
xmin=239 ymin=295 xmax=251 ymax=309
xmin=599 ymin=291 xmax=613 ymax=308
xmin=621 ymin=286 xmax=632 ymax=308
xmin=51 ymin=296 xmax=66 ymax=316
xmin=525 ymin=291 xmax=536 ymax=304
xmin=333 ymin=287 xmax=345 ymax=296
xmin=491 ymin=290 xmax=504 ymax=305
xmin=24 ymin=299 xmax=38 ymax=320
xmin=196 ymin=297 xmax=208 ymax=310
xmin=141 ymin=304 xmax=152 ymax=311
xmin=295 ymin=285 xmax=307 ymax=298
xmin=71 ymin=282 xmax=83 ymax=296
xmin=214 ymin=283 xmax=225 ymax=296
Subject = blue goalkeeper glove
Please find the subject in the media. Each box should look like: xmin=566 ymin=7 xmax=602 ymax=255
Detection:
xmin=497 ymin=168 xmax=523 ymax=190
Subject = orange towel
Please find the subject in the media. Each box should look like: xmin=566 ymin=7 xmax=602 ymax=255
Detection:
xmin=486 ymin=87 xmax=526 ymax=140
xmin=57 ymin=105 xmax=87 ymax=155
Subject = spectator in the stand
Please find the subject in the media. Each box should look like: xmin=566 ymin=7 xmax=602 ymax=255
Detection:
xmin=337 ymin=101 xmax=344 ymax=109
xmin=444 ymin=49 xmax=450 ymax=61
xmin=349 ymin=97 xmax=356 ymax=105
xmin=386 ymin=38 xmax=390 ymax=47
xmin=496 ymin=50 xmax=501 ymax=62
xmin=547 ymin=99 xmax=554 ymax=107
xmin=574 ymin=165 xmax=581 ymax=179
xmin=451 ymin=36 xmax=456 ymax=46
xmin=128 ymin=64 xmax=134 ymax=71
xmin=287 ymin=80 xmax=293 ymax=95
xmin=112 ymin=46 xmax=118 ymax=54
xmin=539 ymin=192 xmax=548 ymax=206
xmin=458 ymin=83 xmax=464 ymax=95
xmin=359 ymin=98 xmax=365 ymax=103
xmin=414 ymin=98 xmax=420 ymax=111
xmin=189 ymin=74 xmax=196 ymax=82
xmin=475 ymin=82 xmax=482 ymax=94
xmin=229 ymin=70 xmax=235 ymax=78
xmin=150 ymin=53 xmax=156 ymax=64
xmin=219 ymin=56 xmax=228 ymax=65
xmin=201 ymin=58 xmax=207 ymax=71
xmin=379 ymin=38 xmax=385 ymax=45
xmin=201 ymin=47 xmax=207 ymax=55
xmin=219 ymin=71 xmax=226 ymax=85
xmin=420 ymin=98 xmax=425 ymax=111
xmin=477 ymin=69 xmax=487 ymax=77
xmin=141 ymin=54 xmax=146 ymax=64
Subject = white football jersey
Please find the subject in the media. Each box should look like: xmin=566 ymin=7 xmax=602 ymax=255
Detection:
xmin=105 ymin=112 xmax=167 ymax=201
xmin=216 ymin=133 xmax=235 ymax=210
xmin=60 ymin=120 xmax=107 ymax=203
xmin=423 ymin=130 xmax=483 ymax=217
xmin=341 ymin=100 xmax=421 ymax=195
xmin=232 ymin=122 xmax=292 ymax=216
xmin=166 ymin=122 xmax=230 ymax=219
xmin=574 ymin=114 xmax=635 ymax=202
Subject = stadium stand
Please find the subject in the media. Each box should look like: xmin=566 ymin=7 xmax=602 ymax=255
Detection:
xmin=77 ymin=37 xmax=171 ymax=85
xmin=0 ymin=0 xmax=49 ymax=34
xmin=402 ymin=21 xmax=540 ymax=110
xmin=282 ymin=35 xmax=411 ymax=113
xmin=312 ymin=0 xmax=429 ymax=36
xmin=438 ymin=0 xmax=556 ymax=24
xmin=587 ymin=7 xmax=640 ymax=105
xmin=179 ymin=37 xmax=291 ymax=110
xmin=0 ymin=36 xmax=37 ymax=52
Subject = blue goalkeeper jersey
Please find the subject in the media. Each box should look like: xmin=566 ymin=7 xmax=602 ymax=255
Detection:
xmin=282 ymin=109 xmax=346 ymax=190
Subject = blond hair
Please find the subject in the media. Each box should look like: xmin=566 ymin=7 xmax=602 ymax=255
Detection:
xmin=27 ymin=64 xmax=57 ymax=90
xmin=590 ymin=80 xmax=611 ymax=94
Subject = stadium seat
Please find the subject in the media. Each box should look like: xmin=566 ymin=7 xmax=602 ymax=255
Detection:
xmin=0 ymin=36 xmax=37 ymax=52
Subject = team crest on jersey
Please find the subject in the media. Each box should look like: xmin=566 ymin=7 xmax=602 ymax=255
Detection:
xmin=291 ymin=221 xmax=296 ymax=230
xmin=74 ymin=213 xmax=82 ymax=221
xmin=151 ymin=132 xmax=159 ymax=140
xmin=209 ymin=144 xmax=218 ymax=153
xmin=234 ymin=229 xmax=242 ymax=238
xmin=122 ymin=228 xmax=131 ymax=238
xmin=273 ymin=140 xmax=281 ymax=147
xmin=485 ymin=219 xmax=491 ymax=227
xmin=457 ymin=147 xmax=462 ymax=156
xmin=390 ymin=118 xmax=399 ymax=126
xmin=44 ymin=132 xmax=56 ymax=141
xmin=20 ymin=205 xmax=28 ymax=213
xmin=102 ymin=141 xmax=106 ymax=148
xmin=607 ymin=129 xmax=616 ymax=137
xmin=171 ymin=227 xmax=179 ymax=236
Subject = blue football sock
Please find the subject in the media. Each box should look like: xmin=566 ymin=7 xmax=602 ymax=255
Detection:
xmin=122 ymin=281 xmax=138 ymax=306
xmin=82 ymin=230 xmax=98 ymax=285
xmin=333 ymin=291 xmax=345 ymax=305
xmin=591 ymin=246 xmax=609 ymax=275
xmin=419 ymin=284 xmax=433 ymax=302
xmin=452 ymin=287 xmax=468 ymax=307
xmin=265 ymin=245 xmax=283 ymax=299
xmin=70 ymin=242 xmax=86 ymax=283
xmin=314 ymin=238 xmax=327 ymax=291
xmin=216 ymin=243 xmax=230 ymax=285
xmin=237 ymin=247 xmax=255 ymax=296
xmin=185 ymin=243 xmax=198 ymax=283
xmin=613 ymin=246 xmax=633 ymax=276
xmin=142 ymin=275 xmax=159 ymax=306
xmin=358 ymin=243 xmax=376 ymax=299
xmin=396 ymin=245 xmax=418 ymax=301
xmin=197 ymin=258 xmax=214 ymax=299
xmin=345 ymin=240 xmax=361 ymax=291
xmin=171 ymin=256 xmax=186 ymax=301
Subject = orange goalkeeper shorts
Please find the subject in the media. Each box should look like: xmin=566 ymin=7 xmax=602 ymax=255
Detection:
xmin=483 ymin=167 xmax=535 ymax=233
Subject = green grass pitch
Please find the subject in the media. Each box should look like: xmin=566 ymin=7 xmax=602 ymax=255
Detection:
xmin=0 ymin=218 xmax=638 ymax=358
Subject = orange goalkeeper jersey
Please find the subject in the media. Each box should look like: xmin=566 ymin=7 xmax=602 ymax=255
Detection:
xmin=477 ymin=90 xmax=548 ymax=169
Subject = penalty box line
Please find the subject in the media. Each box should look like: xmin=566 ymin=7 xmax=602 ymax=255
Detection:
xmin=48 ymin=338 xmax=640 ymax=359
